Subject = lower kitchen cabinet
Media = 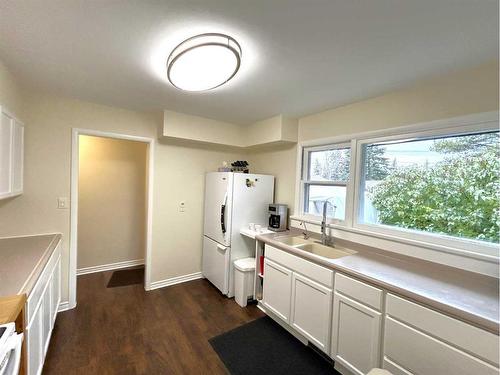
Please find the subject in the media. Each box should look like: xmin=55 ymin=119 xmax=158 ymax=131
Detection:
xmin=262 ymin=245 xmax=334 ymax=351
xmin=384 ymin=317 xmax=498 ymax=375
xmin=25 ymin=244 xmax=61 ymax=375
xmin=26 ymin=309 xmax=43 ymax=375
xmin=290 ymin=272 xmax=332 ymax=353
xmin=260 ymin=245 xmax=500 ymax=375
xmin=331 ymin=291 xmax=382 ymax=375
xmin=383 ymin=293 xmax=499 ymax=375
xmin=262 ymin=258 xmax=292 ymax=322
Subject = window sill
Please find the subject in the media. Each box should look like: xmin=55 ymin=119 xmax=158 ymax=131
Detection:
xmin=290 ymin=215 xmax=499 ymax=264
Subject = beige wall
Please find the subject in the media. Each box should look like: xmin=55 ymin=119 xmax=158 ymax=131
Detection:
xmin=151 ymin=139 xmax=243 ymax=282
xmin=0 ymin=73 xmax=243 ymax=302
xmin=299 ymin=61 xmax=499 ymax=141
xmin=253 ymin=61 xmax=499 ymax=218
xmin=163 ymin=110 xmax=246 ymax=147
xmin=247 ymin=144 xmax=298 ymax=213
xmin=164 ymin=111 xmax=299 ymax=148
xmin=77 ymin=135 xmax=147 ymax=269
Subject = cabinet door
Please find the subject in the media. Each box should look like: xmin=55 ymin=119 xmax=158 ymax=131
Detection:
xmin=331 ymin=292 xmax=382 ymax=375
xmin=0 ymin=111 xmax=12 ymax=197
xmin=11 ymin=120 xmax=23 ymax=194
xmin=26 ymin=304 xmax=43 ymax=375
xmin=262 ymin=259 xmax=292 ymax=322
xmin=41 ymin=282 xmax=52 ymax=355
xmin=51 ymin=258 xmax=61 ymax=323
xmin=291 ymin=273 xmax=332 ymax=353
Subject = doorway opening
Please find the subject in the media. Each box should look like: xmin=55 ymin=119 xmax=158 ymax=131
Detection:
xmin=69 ymin=129 xmax=154 ymax=309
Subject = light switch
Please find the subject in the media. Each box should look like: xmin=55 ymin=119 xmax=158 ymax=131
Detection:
xmin=57 ymin=197 xmax=69 ymax=209
xmin=179 ymin=201 xmax=186 ymax=212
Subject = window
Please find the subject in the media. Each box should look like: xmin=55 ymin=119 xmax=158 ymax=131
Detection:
xmin=358 ymin=131 xmax=499 ymax=244
xmin=299 ymin=115 xmax=500 ymax=259
xmin=302 ymin=144 xmax=351 ymax=220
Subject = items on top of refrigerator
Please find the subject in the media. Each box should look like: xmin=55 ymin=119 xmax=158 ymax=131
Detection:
xmin=231 ymin=160 xmax=249 ymax=173
xmin=218 ymin=161 xmax=231 ymax=172
xmin=218 ymin=160 xmax=249 ymax=173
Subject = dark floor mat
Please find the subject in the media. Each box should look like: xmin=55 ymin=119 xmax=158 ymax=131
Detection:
xmin=107 ymin=267 xmax=144 ymax=288
xmin=209 ymin=316 xmax=339 ymax=375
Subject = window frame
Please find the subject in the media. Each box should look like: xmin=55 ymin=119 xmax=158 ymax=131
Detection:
xmin=300 ymin=142 xmax=354 ymax=224
xmin=297 ymin=112 xmax=500 ymax=259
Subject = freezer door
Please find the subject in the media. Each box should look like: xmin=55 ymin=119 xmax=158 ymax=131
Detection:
xmin=203 ymin=172 xmax=233 ymax=246
xmin=202 ymin=236 xmax=230 ymax=295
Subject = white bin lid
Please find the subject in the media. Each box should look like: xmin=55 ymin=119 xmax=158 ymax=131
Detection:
xmin=234 ymin=257 xmax=255 ymax=272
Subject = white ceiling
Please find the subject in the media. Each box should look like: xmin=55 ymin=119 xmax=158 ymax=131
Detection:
xmin=0 ymin=0 xmax=497 ymax=124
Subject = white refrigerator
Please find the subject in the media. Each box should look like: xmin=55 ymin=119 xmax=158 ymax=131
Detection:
xmin=202 ymin=172 xmax=274 ymax=297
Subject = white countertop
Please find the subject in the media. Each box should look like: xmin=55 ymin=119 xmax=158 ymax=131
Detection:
xmin=257 ymin=229 xmax=499 ymax=334
xmin=240 ymin=227 xmax=273 ymax=239
xmin=0 ymin=234 xmax=62 ymax=297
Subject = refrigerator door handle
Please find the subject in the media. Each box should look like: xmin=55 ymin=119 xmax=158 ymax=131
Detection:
xmin=220 ymin=193 xmax=227 ymax=234
xmin=216 ymin=244 xmax=228 ymax=251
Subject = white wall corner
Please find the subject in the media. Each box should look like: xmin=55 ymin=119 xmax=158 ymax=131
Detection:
xmin=162 ymin=109 xmax=245 ymax=147
xmin=162 ymin=109 xmax=298 ymax=149
xmin=280 ymin=115 xmax=299 ymax=143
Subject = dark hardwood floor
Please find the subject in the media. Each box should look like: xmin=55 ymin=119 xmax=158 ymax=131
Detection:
xmin=43 ymin=269 xmax=264 ymax=374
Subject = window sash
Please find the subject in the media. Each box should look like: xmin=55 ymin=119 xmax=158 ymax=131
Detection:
xmin=298 ymin=116 xmax=499 ymax=257
xmin=301 ymin=142 xmax=354 ymax=223
xmin=302 ymin=142 xmax=351 ymax=182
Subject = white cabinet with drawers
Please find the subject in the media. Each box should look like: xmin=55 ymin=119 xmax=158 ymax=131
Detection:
xmin=262 ymin=245 xmax=334 ymax=354
xmin=383 ymin=293 xmax=499 ymax=375
xmin=0 ymin=106 xmax=23 ymax=199
xmin=259 ymin=242 xmax=499 ymax=375
xmin=25 ymin=243 xmax=61 ymax=375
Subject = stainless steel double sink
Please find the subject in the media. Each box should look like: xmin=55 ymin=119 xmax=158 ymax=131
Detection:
xmin=273 ymin=236 xmax=357 ymax=259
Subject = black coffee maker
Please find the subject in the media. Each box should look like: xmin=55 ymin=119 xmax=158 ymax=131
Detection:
xmin=268 ymin=204 xmax=288 ymax=232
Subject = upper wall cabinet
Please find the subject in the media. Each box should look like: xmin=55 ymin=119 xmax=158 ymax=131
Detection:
xmin=0 ymin=106 xmax=24 ymax=199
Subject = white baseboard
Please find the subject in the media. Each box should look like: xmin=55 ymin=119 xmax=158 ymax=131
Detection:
xmin=76 ymin=259 xmax=144 ymax=275
xmin=148 ymin=272 xmax=203 ymax=291
xmin=58 ymin=301 xmax=71 ymax=312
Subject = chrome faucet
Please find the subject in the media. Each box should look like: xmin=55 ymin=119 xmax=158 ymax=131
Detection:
xmin=320 ymin=200 xmax=336 ymax=246
xmin=300 ymin=220 xmax=310 ymax=240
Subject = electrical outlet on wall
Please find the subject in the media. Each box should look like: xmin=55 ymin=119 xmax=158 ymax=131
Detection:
xmin=179 ymin=201 xmax=186 ymax=212
xmin=57 ymin=197 xmax=69 ymax=209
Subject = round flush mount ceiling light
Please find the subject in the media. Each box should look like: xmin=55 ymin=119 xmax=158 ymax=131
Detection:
xmin=167 ymin=33 xmax=242 ymax=92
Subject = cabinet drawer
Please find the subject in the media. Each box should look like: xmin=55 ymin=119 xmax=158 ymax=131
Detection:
xmin=265 ymin=245 xmax=333 ymax=287
xmin=386 ymin=293 xmax=499 ymax=366
xmin=384 ymin=317 xmax=498 ymax=375
xmin=26 ymin=243 xmax=61 ymax=324
xmin=334 ymin=273 xmax=382 ymax=310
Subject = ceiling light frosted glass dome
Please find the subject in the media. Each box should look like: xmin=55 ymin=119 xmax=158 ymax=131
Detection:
xmin=167 ymin=33 xmax=242 ymax=92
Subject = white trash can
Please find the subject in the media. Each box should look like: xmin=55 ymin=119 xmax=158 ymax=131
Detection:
xmin=233 ymin=257 xmax=256 ymax=307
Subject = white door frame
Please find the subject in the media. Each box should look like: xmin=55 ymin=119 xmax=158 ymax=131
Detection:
xmin=69 ymin=128 xmax=155 ymax=309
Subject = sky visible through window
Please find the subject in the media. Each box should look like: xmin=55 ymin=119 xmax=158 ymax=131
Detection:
xmin=379 ymin=139 xmax=443 ymax=167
